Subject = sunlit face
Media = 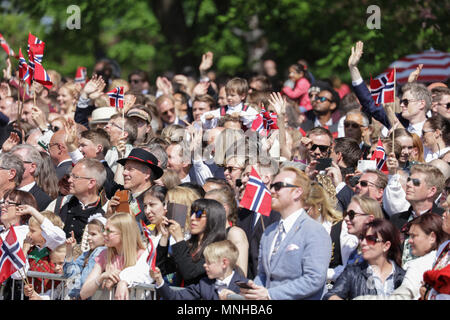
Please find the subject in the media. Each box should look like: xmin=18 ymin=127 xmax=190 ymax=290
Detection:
xmin=355 ymin=172 xmax=383 ymax=201
xmin=405 ymin=172 xmax=432 ymax=202
xmin=158 ymin=99 xmax=176 ymax=124
xmin=361 ymin=227 xmax=389 ymax=263
xmin=192 ymin=101 xmax=211 ymax=122
xmin=223 ymin=157 xmax=244 ymax=188
xmin=421 ymin=121 xmax=435 ymax=149
xmin=27 ymin=220 xmax=46 ymax=247
xmin=144 ymin=194 xmax=166 ymax=226
xmin=78 ymin=138 xmax=98 ymax=159
xmin=432 ymin=94 xmax=450 ymax=120
xmin=87 ymin=223 xmax=105 ymax=250
xmin=312 ymin=90 xmax=334 ymax=114
xmin=50 ymin=249 xmax=66 ymax=274
xmin=123 ymin=160 xmax=151 ymax=192
xmin=288 ymin=66 xmax=302 ymax=82
xmin=218 ymin=87 xmax=227 ymax=107
xmin=270 ymin=170 xmax=300 ymax=213
xmin=103 ymin=221 xmax=121 ymax=249
xmin=57 ymin=87 xmax=75 ymax=111
xmin=21 ymin=102 xmax=34 ymax=124
xmin=226 ymin=90 xmax=245 ymax=108
xmin=0 ymin=196 xmax=20 ymax=226
xmin=67 ymin=164 xmax=92 ymax=196
xmin=104 ymin=117 xmax=125 ymax=146
xmin=203 ymin=258 xmax=224 ymax=279
xmin=400 ymin=90 xmax=424 ymax=120
xmin=408 ymin=224 xmax=436 ymax=257
xmin=344 ymin=113 xmax=364 ymax=142
xmin=308 ymin=134 xmax=332 ymax=160
xmin=344 ymin=201 xmax=371 ymax=237
xmin=166 ymin=144 xmax=186 ymax=175
xmin=396 ymin=135 xmax=414 ymax=164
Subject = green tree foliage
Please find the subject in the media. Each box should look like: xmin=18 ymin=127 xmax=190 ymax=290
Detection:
xmin=0 ymin=0 xmax=448 ymax=84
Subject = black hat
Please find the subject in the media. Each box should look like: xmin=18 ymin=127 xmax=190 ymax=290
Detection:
xmin=117 ymin=148 xmax=163 ymax=179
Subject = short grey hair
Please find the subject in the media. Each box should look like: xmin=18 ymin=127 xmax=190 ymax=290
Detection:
xmin=0 ymin=152 xmax=24 ymax=186
xmin=11 ymin=144 xmax=43 ymax=177
xmin=346 ymin=109 xmax=369 ymax=127
xmin=402 ymin=82 xmax=432 ymax=111
xmin=76 ymin=158 xmax=107 ymax=190
xmin=145 ymin=143 xmax=168 ymax=169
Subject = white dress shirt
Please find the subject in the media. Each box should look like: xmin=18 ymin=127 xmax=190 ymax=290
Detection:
xmin=269 ymin=209 xmax=304 ymax=262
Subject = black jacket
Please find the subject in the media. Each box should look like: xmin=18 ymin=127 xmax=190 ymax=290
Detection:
xmin=323 ymin=260 xmax=405 ymax=300
xmin=390 ymin=203 xmax=445 ymax=232
xmin=29 ymin=183 xmax=53 ymax=212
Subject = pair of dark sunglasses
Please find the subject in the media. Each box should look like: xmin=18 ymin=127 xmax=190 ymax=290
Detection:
xmin=400 ymin=98 xmax=419 ymax=106
xmin=359 ymin=234 xmax=383 ymax=246
xmin=192 ymin=209 xmax=207 ymax=219
xmin=311 ymin=144 xmax=330 ymax=152
xmin=343 ymin=209 xmax=369 ymax=221
xmin=270 ymin=182 xmax=299 ymax=192
xmin=314 ymin=96 xmax=331 ymax=103
xmin=357 ymin=180 xmax=378 ymax=188
xmin=407 ymin=177 xmax=421 ymax=187
xmin=344 ymin=121 xmax=361 ymax=129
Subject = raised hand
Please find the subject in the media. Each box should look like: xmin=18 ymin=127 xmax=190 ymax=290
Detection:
xmin=1 ymin=131 xmax=20 ymax=152
xmin=348 ymin=41 xmax=364 ymax=68
xmin=0 ymin=82 xmax=11 ymax=100
xmin=408 ymin=64 xmax=423 ymax=83
xmin=173 ymin=74 xmax=188 ymax=88
xmin=167 ymin=219 xmax=184 ymax=242
xmin=82 ymin=74 xmax=104 ymax=98
xmin=156 ymin=76 xmax=173 ymax=96
xmin=65 ymin=231 xmax=77 ymax=260
xmin=268 ymin=92 xmax=286 ymax=115
xmin=199 ymin=51 xmax=214 ymax=74
xmin=64 ymin=118 xmax=79 ymax=152
xmin=192 ymin=81 xmax=209 ymax=97
xmin=149 ymin=266 xmax=164 ymax=286
xmin=2 ymin=57 xmax=12 ymax=80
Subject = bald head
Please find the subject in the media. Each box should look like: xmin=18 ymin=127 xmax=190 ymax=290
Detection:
xmin=49 ymin=129 xmax=70 ymax=165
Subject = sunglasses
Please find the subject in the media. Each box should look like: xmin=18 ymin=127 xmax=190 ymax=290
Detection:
xmin=270 ymin=182 xmax=299 ymax=192
xmin=0 ymin=200 xmax=20 ymax=207
xmin=447 ymin=103 xmax=450 ymax=110
xmin=314 ymin=96 xmax=331 ymax=103
xmin=407 ymin=177 xmax=421 ymax=187
xmin=224 ymin=166 xmax=242 ymax=173
xmin=311 ymin=144 xmax=330 ymax=153
xmin=357 ymin=180 xmax=378 ymax=188
xmin=360 ymin=234 xmax=383 ymax=246
xmin=344 ymin=121 xmax=361 ymax=129
xmin=400 ymin=98 xmax=419 ymax=106
xmin=343 ymin=209 xmax=369 ymax=221
xmin=130 ymin=79 xmax=143 ymax=84
xmin=192 ymin=209 xmax=207 ymax=219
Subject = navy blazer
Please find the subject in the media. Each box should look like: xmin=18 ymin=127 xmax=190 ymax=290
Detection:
xmin=352 ymin=81 xmax=409 ymax=130
xmin=156 ymin=270 xmax=248 ymax=300
xmin=29 ymin=183 xmax=53 ymax=211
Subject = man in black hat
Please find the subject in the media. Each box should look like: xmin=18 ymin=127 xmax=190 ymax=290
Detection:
xmin=108 ymin=148 xmax=163 ymax=224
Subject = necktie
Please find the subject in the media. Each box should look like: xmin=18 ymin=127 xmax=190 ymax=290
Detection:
xmin=270 ymin=221 xmax=285 ymax=265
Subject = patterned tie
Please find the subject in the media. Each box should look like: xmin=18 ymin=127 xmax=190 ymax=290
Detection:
xmin=270 ymin=221 xmax=285 ymax=266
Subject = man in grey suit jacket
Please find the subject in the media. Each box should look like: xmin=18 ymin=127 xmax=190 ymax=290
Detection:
xmin=240 ymin=166 xmax=332 ymax=300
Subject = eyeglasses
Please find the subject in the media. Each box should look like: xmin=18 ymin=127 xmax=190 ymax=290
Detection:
xmin=0 ymin=166 xmax=10 ymax=171
xmin=52 ymin=126 xmax=60 ymax=132
xmin=48 ymin=143 xmax=59 ymax=149
xmin=400 ymin=98 xmax=420 ymax=106
xmin=270 ymin=182 xmax=299 ymax=192
xmin=311 ymin=144 xmax=330 ymax=153
xmin=224 ymin=166 xmax=243 ymax=173
xmin=314 ymin=96 xmax=331 ymax=103
xmin=407 ymin=177 xmax=421 ymax=187
xmin=107 ymin=122 xmax=123 ymax=130
xmin=360 ymin=234 xmax=384 ymax=246
xmin=162 ymin=108 xmax=175 ymax=116
xmin=357 ymin=180 xmax=379 ymax=188
xmin=70 ymin=173 xmax=92 ymax=180
xmin=422 ymin=129 xmax=434 ymax=136
xmin=344 ymin=121 xmax=361 ymax=129
xmin=0 ymin=199 xmax=20 ymax=207
xmin=343 ymin=209 xmax=369 ymax=221
xmin=192 ymin=209 xmax=207 ymax=219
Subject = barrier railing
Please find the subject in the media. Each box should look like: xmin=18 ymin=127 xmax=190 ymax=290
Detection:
xmin=0 ymin=272 xmax=243 ymax=300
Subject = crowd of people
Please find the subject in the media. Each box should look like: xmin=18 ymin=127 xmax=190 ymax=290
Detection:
xmin=0 ymin=39 xmax=449 ymax=300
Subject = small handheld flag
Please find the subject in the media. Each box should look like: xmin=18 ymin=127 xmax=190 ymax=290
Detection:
xmin=0 ymin=226 xmax=27 ymax=284
xmin=0 ymin=33 xmax=16 ymax=57
xmin=370 ymin=69 xmax=395 ymax=106
xmin=370 ymin=138 xmax=389 ymax=174
xmin=75 ymin=67 xmax=87 ymax=87
xmin=239 ymin=167 xmax=272 ymax=217
xmin=107 ymin=87 xmax=124 ymax=109
xmin=140 ymin=220 xmax=157 ymax=272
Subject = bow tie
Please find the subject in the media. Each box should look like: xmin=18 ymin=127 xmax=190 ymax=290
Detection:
xmin=215 ymin=280 xmax=228 ymax=291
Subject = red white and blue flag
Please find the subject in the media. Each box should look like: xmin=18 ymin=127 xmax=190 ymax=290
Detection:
xmin=107 ymin=87 xmax=125 ymax=109
xmin=251 ymin=108 xmax=279 ymax=137
xmin=29 ymin=43 xmax=52 ymax=89
xmin=18 ymin=48 xmax=28 ymax=81
xmin=27 ymin=33 xmax=44 ymax=56
xmin=239 ymin=167 xmax=272 ymax=216
xmin=0 ymin=226 xmax=27 ymax=284
xmin=140 ymin=220 xmax=156 ymax=271
xmin=371 ymin=138 xmax=389 ymax=174
xmin=0 ymin=33 xmax=16 ymax=57
xmin=75 ymin=67 xmax=87 ymax=87
xmin=370 ymin=69 xmax=395 ymax=106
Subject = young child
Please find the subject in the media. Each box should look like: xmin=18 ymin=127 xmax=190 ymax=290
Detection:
xmin=23 ymin=244 xmax=68 ymax=300
xmin=150 ymin=240 xmax=248 ymax=300
xmin=200 ymin=77 xmax=258 ymax=129
xmin=18 ymin=206 xmax=67 ymax=294
xmin=63 ymin=214 xmax=107 ymax=299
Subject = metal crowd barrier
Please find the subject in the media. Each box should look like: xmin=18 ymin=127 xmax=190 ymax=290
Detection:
xmin=0 ymin=272 xmax=245 ymax=300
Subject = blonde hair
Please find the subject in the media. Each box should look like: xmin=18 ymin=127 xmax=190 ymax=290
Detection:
xmin=29 ymin=210 xmax=64 ymax=229
xmin=159 ymin=169 xmax=181 ymax=190
xmin=305 ymin=182 xmax=342 ymax=224
xmin=279 ymin=166 xmax=311 ymax=202
xmin=350 ymin=195 xmax=384 ymax=219
xmin=205 ymin=187 xmax=237 ymax=225
xmin=109 ymin=79 xmax=130 ymax=93
xmin=106 ymin=212 xmax=145 ymax=269
xmin=166 ymin=186 xmax=201 ymax=230
xmin=203 ymin=240 xmax=239 ymax=269
xmin=411 ymin=163 xmax=445 ymax=198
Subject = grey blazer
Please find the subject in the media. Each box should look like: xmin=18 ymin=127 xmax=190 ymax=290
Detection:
xmin=254 ymin=210 xmax=332 ymax=300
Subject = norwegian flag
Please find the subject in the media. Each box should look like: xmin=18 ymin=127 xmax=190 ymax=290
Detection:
xmin=18 ymin=48 xmax=28 ymax=80
xmin=75 ymin=67 xmax=87 ymax=87
xmin=107 ymin=87 xmax=125 ymax=109
xmin=370 ymin=138 xmax=389 ymax=174
xmin=0 ymin=33 xmax=16 ymax=57
xmin=239 ymin=167 xmax=272 ymax=217
xmin=0 ymin=226 xmax=27 ymax=284
xmin=29 ymin=43 xmax=52 ymax=89
xmin=261 ymin=107 xmax=278 ymax=131
xmin=27 ymin=33 xmax=44 ymax=57
xmin=370 ymin=69 xmax=395 ymax=106
xmin=140 ymin=220 xmax=156 ymax=271
xmin=251 ymin=114 xmax=266 ymax=135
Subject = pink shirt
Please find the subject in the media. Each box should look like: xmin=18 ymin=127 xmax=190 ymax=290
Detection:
xmin=282 ymin=78 xmax=311 ymax=111
xmin=95 ymin=248 xmax=145 ymax=271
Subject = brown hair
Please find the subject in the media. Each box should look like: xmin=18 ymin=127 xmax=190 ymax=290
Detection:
xmin=4 ymin=189 xmax=38 ymax=225
xmin=407 ymin=213 xmax=448 ymax=249
xmin=364 ymin=218 xmax=402 ymax=266
xmin=225 ymin=77 xmax=248 ymax=97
